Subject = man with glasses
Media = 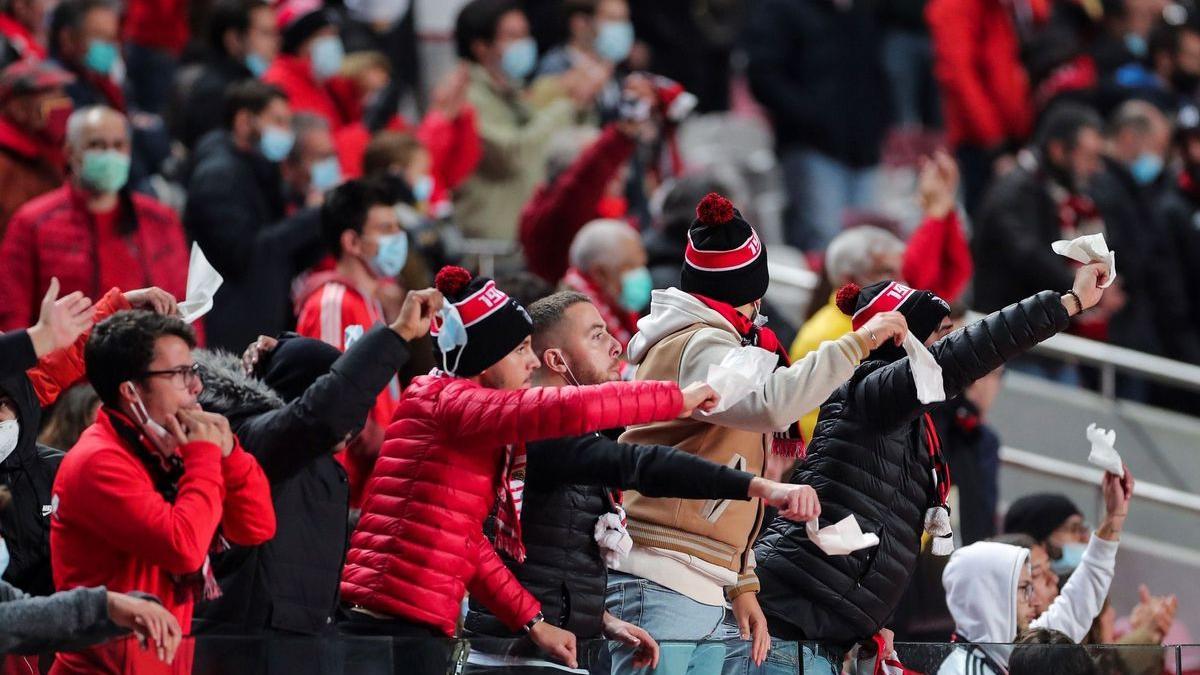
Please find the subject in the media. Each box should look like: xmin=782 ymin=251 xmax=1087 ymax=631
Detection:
xmin=50 ymin=310 xmax=276 ymax=674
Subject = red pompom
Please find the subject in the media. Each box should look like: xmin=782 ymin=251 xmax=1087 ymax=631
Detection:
xmin=435 ymin=266 xmax=472 ymax=297
xmin=835 ymin=283 xmax=862 ymax=317
xmin=696 ymin=192 xmax=734 ymax=225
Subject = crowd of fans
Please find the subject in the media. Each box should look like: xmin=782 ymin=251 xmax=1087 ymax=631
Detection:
xmin=0 ymin=0 xmax=1195 ymax=673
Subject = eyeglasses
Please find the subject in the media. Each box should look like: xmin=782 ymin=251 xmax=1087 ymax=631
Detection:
xmin=1018 ymin=581 xmax=1036 ymax=602
xmin=140 ymin=363 xmax=201 ymax=388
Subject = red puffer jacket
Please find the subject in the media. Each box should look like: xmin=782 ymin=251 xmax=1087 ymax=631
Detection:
xmin=340 ymin=374 xmax=684 ymax=636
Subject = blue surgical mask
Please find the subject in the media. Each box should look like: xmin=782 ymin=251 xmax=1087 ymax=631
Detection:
xmin=1125 ymin=33 xmax=1148 ymax=58
xmin=369 ymin=232 xmax=408 ymax=277
xmin=245 ymin=53 xmax=270 ymax=78
xmin=619 ymin=266 xmax=653 ymax=312
xmin=1130 ymin=152 xmax=1163 ymax=185
xmin=310 ymin=35 xmax=345 ymax=81
xmin=84 ymin=39 xmax=118 ymax=75
xmin=412 ymin=175 xmax=434 ymax=203
xmin=595 ymin=20 xmax=634 ymax=63
xmin=436 ymin=304 xmax=469 ymax=375
xmin=259 ymin=125 xmax=295 ymax=162
xmin=310 ymin=157 xmax=343 ymax=193
xmin=0 ymin=538 xmax=8 ymax=578
xmin=79 ymin=150 xmax=130 ymax=194
xmin=1051 ymin=542 xmax=1087 ymax=575
xmin=501 ymin=37 xmax=537 ymax=81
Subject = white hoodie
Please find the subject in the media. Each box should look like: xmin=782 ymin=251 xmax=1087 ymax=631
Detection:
xmin=939 ymin=542 xmax=1029 ymax=675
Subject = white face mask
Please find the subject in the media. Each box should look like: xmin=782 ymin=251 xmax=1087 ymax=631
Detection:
xmin=0 ymin=419 xmax=18 ymax=464
xmin=124 ymin=385 xmax=178 ymax=457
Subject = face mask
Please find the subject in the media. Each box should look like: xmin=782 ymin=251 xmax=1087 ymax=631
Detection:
xmin=1125 ymin=33 xmax=1148 ymax=58
xmin=369 ymin=232 xmax=408 ymax=277
xmin=435 ymin=304 xmax=468 ymax=375
xmin=259 ymin=125 xmax=295 ymax=162
xmin=125 ymin=385 xmax=178 ymax=457
xmin=84 ymin=39 xmax=118 ymax=75
xmin=594 ymin=20 xmax=634 ymax=63
xmin=310 ymin=157 xmax=342 ymax=193
xmin=619 ymin=266 xmax=653 ymax=312
xmin=501 ymin=37 xmax=537 ymax=81
xmin=0 ymin=538 xmax=8 ymax=578
xmin=310 ymin=35 xmax=345 ymax=81
xmin=79 ymin=150 xmax=130 ymax=194
xmin=0 ymin=419 xmax=18 ymax=464
xmin=245 ymin=53 xmax=269 ymax=78
xmin=39 ymin=99 xmax=73 ymax=145
xmin=1051 ymin=542 xmax=1087 ymax=575
xmin=1130 ymin=152 xmax=1163 ymax=185
xmin=411 ymin=175 xmax=434 ymax=203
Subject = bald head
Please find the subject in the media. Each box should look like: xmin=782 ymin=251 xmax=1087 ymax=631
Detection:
xmin=66 ymin=105 xmax=130 ymax=195
xmin=568 ymin=218 xmax=648 ymax=307
xmin=65 ymin=105 xmax=126 ymax=151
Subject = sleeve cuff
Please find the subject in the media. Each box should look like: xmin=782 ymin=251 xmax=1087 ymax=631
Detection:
xmin=838 ymin=332 xmax=869 ymax=363
xmin=726 ymin=574 xmax=760 ymax=600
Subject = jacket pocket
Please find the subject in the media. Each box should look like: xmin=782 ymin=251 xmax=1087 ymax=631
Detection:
xmin=698 ymin=454 xmax=746 ymax=523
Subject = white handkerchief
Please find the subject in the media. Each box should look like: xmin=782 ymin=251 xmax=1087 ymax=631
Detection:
xmin=699 ymin=345 xmax=778 ymax=416
xmin=903 ymin=331 xmax=945 ymax=404
xmin=177 ymin=243 xmax=224 ymax=323
xmin=1052 ymin=233 xmax=1116 ymax=288
xmin=805 ymin=515 xmax=880 ymax=556
xmin=1086 ymin=423 xmax=1125 ymax=477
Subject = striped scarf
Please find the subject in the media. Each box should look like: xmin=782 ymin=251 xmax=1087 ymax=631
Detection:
xmin=493 ymin=444 xmax=527 ymax=562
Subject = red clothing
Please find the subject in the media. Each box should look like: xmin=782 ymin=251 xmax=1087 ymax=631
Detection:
xmin=901 ymin=210 xmax=974 ymax=303
xmin=0 ymin=184 xmax=189 ymax=332
xmin=263 ymin=54 xmax=353 ymax=131
xmin=415 ymin=106 xmax=483 ymax=198
xmin=340 ymin=374 xmax=684 ymax=636
xmin=122 ymin=0 xmax=189 ymax=55
xmin=561 ymin=267 xmax=638 ymax=349
xmin=926 ymin=0 xmax=1042 ymax=150
xmin=519 ymin=124 xmax=637 ymax=283
xmin=294 ymin=271 xmax=398 ymax=507
xmin=0 ymin=13 xmax=45 ymax=61
xmin=50 ymin=409 xmax=275 ymax=674
xmin=0 ymin=116 xmax=65 ymax=238
xmin=26 ymin=287 xmax=129 ymax=406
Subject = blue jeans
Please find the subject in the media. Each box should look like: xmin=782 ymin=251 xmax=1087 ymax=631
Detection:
xmin=779 ymin=148 xmax=880 ymax=251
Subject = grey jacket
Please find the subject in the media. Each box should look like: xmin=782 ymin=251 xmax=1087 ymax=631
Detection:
xmin=0 ymin=580 xmax=125 ymax=655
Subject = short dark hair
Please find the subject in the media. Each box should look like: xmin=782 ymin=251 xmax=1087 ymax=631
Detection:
xmin=362 ymin=131 xmax=422 ymax=178
xmin=563 ymin=0 xmax=599 ymax=20
xmin=1036 ymin=102 xmax=1104 ymax=155
xmin=1010 ymin=629 xmax=1099 ymax=675
xmin=455 ymin=0 xmax=520 ymax=61
xmin=528 ymin=291 xmax=591 ymax=352
xmin=85 ymin=311 xmax=197 ymax=408
xmin=207 ymin=0 xmax=267 ymax=55
xmin=223 ymin=79 xmax=286 ymax=129
xmin=49 ymin=0 xmax=117 ymax=57
xmin=320 ymin=178 xmax=395 ymax=257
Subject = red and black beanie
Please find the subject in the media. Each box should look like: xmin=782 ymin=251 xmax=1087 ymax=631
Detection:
xmin=430 ymin=266 xmax=533 ymax=377
xmin=836 ymin=280 xmax=950 ymax=345
xmin=680 ymin=193 xmax=769 ymax=307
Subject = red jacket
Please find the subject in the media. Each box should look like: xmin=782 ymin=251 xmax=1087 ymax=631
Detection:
xmin=50 ymin=410 xmax=275 ymax=674
xmin=264 ymin=55 xmax=353 ymax=132
xmin=0 ymin=116 xmax=65 ymax=239
xmin=519 ymin=124 xmax=637 ymax=283
xmin=0 ymin=13 xmax=45 ymax=61
xmin=0 ymin=184 xmax=189 ymax=332
xmin=926 ymin=0 xmax=1043 ymax=150
xmin=121 ymin=0 xmax=189 ymax=55
xmin=340 ymin=374 xmax=684 ymax=636
xmin=901 ymin=210 xmax=974 ymax=303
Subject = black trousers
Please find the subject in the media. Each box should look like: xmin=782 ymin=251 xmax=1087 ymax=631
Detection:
xmin=338 ymin=609 xmax=464 ymax=675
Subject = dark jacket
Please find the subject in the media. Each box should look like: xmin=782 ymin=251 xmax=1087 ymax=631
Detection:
xmin=744 ymin=0 xmax=891 ymax=166
xmin=0 ymin=580 xmax=125 ymax=655
xmin=184 ymin=129 xmax=324 ymax=352
xmin=171 ymin=57 xmax=254 ymax=151
xmin=0 ymin=371 xmax=63 ymax=597
xmin=1156 ymin=182 xmax=1200 ymax=356
xmin=192 ymin=325 xmax=411 ymax=635
xmin=0 ymin=330 xmax=36 ymax=381
xmin=754 ymin=291 xmax=1070 ymax=646
xmin=464 ymin=430 xmax=754 ymax=642
xmin=972 ymin=166 xmax=1076 ymax=313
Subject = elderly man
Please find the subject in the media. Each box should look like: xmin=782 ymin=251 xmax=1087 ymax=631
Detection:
xmin=0 ymin=59 xmax=73 ymax=236
xmin=0 ymin=105 xmax=188 ymax=332
xmin=560 ymin=218 xmax=649 ymax=351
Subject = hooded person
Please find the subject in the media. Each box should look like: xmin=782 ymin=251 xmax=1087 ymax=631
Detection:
xmin=608 ymin=193 xmax=910 ymax=673
xmin=938 ymin=542 xmax=1037 ymax=675
xmin=338 ymin=266 xmax=720 ymax=675
xmin=751 ymin=260 xmax=1111 ymax=671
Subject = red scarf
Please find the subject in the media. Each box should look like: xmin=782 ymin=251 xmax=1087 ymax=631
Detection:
xmin=1048 ymin=182 xmax=1103 ymax=239
xmin=562 ymin=267 xmax=639 ymax=348
xmin=494 ymin=444 xmax=527 ymax=563
xmin=691 ymin=294 xmax=805 ymax=458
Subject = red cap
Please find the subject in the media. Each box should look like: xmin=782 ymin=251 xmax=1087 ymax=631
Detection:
xmin=0 ymin=60 xmax=74 ymax=103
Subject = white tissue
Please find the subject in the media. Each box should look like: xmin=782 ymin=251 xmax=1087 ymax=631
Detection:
xmin=594 ymin=507 xmax=633 ymax=568
xmin=1086 ymin=423 xmax=1125 ymax=477
xmin=903 ymin=331 xmax=945 ymax=404
xmin=699 ymin=345 xmax=778 ymax=416
xmin=177 ymin=243 xmax=224 ymax=324
xmin=805 ymin=515 xmax=880 ymax=556
xmin=1052 ymin=233 xmax=1116 ymax=288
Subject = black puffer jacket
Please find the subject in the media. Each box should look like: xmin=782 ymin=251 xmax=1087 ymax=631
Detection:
xmin=464 ymin=430 xmax=754 ymax=642
xmin=192 ymin=326 xmax=410 ymax=635
xmin=0 ymin=371 xmax=63 ymax=597
xmin=754 ymin=291 xmax=1070 ymax=646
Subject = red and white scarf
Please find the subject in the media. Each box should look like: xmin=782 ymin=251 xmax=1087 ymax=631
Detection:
xmin=493 ymin=444 xmax=528 ymax=562
xmin=562 ymin=267 xmax=640 ymax=348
